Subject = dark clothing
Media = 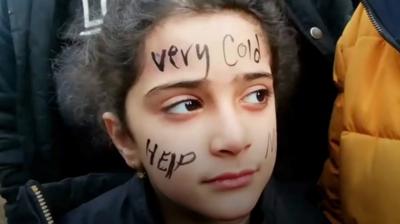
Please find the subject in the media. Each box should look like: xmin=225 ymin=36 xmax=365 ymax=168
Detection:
xmin=275 ymin=0 xmax=352 ymax=181
xmin=60 ymin=177 xmax=329 ymax=224
xmin=0 ymin=0 xmax=130 ymax=222
xmin=0 ymin=0 xmax=353 ymax=223
xmin=6 ymin=173 xmax=131 ymax=224
xmin=361 ymin=0 xmax=400 ymax=51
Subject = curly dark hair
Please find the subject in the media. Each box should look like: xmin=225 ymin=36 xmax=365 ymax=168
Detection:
xmin=54 ymin=0 xmax=298 ymax=148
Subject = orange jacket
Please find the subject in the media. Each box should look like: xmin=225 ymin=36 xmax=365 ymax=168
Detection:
xmin=319 ymin=4 xmax=400 ymax=224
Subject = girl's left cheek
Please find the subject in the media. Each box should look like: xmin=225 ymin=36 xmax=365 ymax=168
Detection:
xmin=262 ymin=130 xmax=277 ymax=160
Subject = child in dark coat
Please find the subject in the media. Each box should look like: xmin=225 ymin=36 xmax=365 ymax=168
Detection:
xmin=55 ymin=0 xmax=326 ymax=223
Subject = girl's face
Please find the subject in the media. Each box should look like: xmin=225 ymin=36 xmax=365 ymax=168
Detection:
xmin=109 ymin=11 xmax=276 ymax=222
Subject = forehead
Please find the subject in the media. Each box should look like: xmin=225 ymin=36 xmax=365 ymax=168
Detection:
xmin=145 ymin=10 xmax=268 ymax=57
xmin=135 ymin=10 xmax=271 ymax=90
xmin=146 ymin=10 xmax=265 ymax=51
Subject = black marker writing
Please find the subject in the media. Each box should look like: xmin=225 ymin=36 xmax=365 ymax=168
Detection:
xmin=247 ymin=39 xmax=251 ymax=60
xmin=146 ymin=139 xmax=197 ymax=179
xmin=158 ymin=151 xmax=171 ymax=172
xmin=222 ymin=33 xmax=261 ymax=67
xmin=146 ymin=139 xmax=158 ymax=165
xmin=151 ymin=50 xmax=166 ymax=72
xmin=196 ymin=44 xmax=210 ymax=78
xmin=168 ymin=45 xmax=179 ymax=69
xmin=254 ymin=34 xmax=261 ymax=63
xmin=166 ymin=153 xmax=176 ymax=179
xmin=180 ymin=44 xmax=193 ymax=66
xmin=174 ymin=152 xmax=197 ymax=171
xmin=265 ymin=129 xmax=276 ymax=158
xmin=237 ymin=42 xmax=247 ymax=58
xmin=223 ymin=34 xmax=238 ymax=66
xmin=151 ymin=33 xmax=260 ymax=75
xmin=150 ymin=43 xmax=210 ymax=78
xmin=265 ymin=133 xmax=270 ymax=159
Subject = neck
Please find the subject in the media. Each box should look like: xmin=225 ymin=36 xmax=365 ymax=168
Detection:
xmin=157 ymin=193 xmax=251 ymax=224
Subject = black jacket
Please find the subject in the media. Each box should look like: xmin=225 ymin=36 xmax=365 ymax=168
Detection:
xmin=274 ymin=0 xmax=353 ymax=182
xmin=0 ymin=1 xmax=130 ymax=223
xmin=0 ymin=0 xmax=353 ymax=223
xmin=59 ymin=177 xmax=329 ymax=224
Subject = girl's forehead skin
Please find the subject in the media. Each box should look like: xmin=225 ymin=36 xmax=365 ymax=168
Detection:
xmin=134 ymin=10 xmax=272 ymax=94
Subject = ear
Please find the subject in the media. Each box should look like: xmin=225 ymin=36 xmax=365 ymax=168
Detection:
xmin=102 ymin=112 xmax=142 ymax=170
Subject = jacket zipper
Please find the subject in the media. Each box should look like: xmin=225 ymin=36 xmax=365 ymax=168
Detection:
xmin=361 ymin=0 xmax=400 ymax=51
xmin=30 ymin=185 xmax=55 ymax=224
xmin=361 ymin=0 xmax=382 ymax=34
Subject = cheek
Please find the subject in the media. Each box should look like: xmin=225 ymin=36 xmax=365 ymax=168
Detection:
xmin=249 ymin=101 xmax=276 ymax=144
xmin=133 ymin=123 xmax=206 ymax=190
xmin=129 ymin=121 xmax=207 ymax=202
xmin=248 ymin=105 xmax=277 ymax=170
xmin=140 ymin=139 xmax=203 ymax=209
xmin=252 ymin=125 xmax=276 ymax=187
xmin=263 ymin=120 xmax=277 ymax=178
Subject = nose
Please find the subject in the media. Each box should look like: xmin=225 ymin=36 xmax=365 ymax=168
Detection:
xmin=209 ymin=104 xmax=250 ymax=157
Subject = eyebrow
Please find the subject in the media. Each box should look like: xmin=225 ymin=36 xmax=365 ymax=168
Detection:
xmin=241 ymin=72 xmax=272 ymax=81
xmin=145 ymin=72 xmax=272 ymax=97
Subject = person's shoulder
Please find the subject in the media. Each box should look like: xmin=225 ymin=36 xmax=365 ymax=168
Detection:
xmin=59 ymin=177 xmax=149 ymax=224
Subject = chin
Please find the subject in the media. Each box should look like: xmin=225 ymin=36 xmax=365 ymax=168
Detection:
xmin=191 ymin=178 xmax=267 ymax=221
xmin=197 ymin=195 xmax=259 ymax=221
xmin=210 ymin=208 xmax=252 ymax=222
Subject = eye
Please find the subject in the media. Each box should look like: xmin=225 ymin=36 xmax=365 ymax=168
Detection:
xmin=242 ymin=89 xmax=269 ymax=104
xmin=164 ymin=99 xmax=202 ymax=114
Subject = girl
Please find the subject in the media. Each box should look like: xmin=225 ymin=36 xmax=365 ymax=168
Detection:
xmin=56 ymin=0 xmax=302 ymax=223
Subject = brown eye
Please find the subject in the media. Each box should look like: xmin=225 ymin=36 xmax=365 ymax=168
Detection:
xmin=256 ymin=90 xmax=267 ymax=102
xmin=184 ymin=100 xmax=202 ymax=111
xmin=243 ymin=89 xmax=269 ymax=104
xmin=165 ymin=99 xmax=202 ymax=114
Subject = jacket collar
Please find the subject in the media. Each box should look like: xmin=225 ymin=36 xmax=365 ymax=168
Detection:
xmin=362 ymin=0 xmax=400 ymax=51
xmin=284 ymin=0 xmax=353 ymax=56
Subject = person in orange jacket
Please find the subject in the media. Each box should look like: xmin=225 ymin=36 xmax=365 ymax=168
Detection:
xmin=319 ymin=1 xmax=400 ymax=223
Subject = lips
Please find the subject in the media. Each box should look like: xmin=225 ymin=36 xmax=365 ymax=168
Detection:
xmin=203 ymin=170 xmax=255 ymax=190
